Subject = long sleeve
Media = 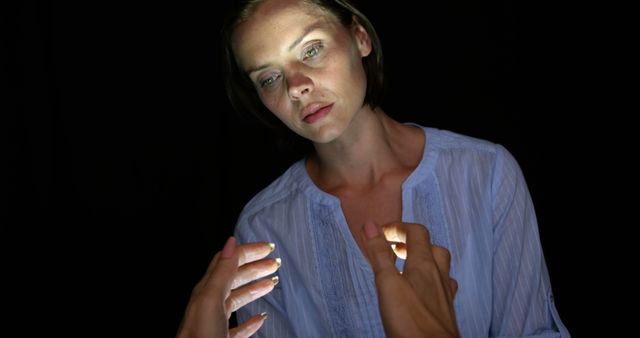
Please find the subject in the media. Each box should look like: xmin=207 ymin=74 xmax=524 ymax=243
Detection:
xmin=490 ymin=145 xmax=570 ymax=338
xmin=226 ymin=127 xmax=571 ymax=337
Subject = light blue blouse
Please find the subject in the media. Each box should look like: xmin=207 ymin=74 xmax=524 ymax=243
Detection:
xmin=235 ymin=126 xmax=570 ymax=338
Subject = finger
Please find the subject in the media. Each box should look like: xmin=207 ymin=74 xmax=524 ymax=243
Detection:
xmin=431 ymin=245 xmax=452 ymax=278
xmin=362 ymin=221 xmax=398 ymax=276
xmin=226 ymin=276 xmax=278 ymax=314
xmin=381 ymin=222 xmax=406 ymax=243
xmin=450 ymin=278 xmax=458 ymax=296
xmin=432 ymin=245 xmax=455 ymax=299
xmin=391 ymin=242 xmax=406 ymax=259
xmin=232 ymin=257 xmax=281 ymax=289
xmin=429 ymin=245 xmax=456 ymax=300
xmin=237 ymin=242 xmax=275 ymax=266
xmin=203 ymin=237 xmax=240 ymax=292
xmin=203 ymin=236 xmax=234 ymax=277
xmin=402 ymin=224 xmax=442 ymax=286
xmin=403 ymin=223 xmax=434 ymax=265
xmin=378 ymin=223 xmax=404 ymax=258
xmin=229 ymin=313 xmax=268 ymax=338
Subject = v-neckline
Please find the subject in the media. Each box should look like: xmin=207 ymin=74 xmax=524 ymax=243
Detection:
xmin=297 ymin=125 xmax=439 ymax=271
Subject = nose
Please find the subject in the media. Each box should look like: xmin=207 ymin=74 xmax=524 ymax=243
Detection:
xmin=286 ymin=70 xmax=314 ymax=100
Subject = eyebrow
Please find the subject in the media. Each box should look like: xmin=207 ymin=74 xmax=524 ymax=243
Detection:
xmin=288 ymin=21 xmax=324 ymax=52
xmin=246 ymin=21 xmax=325 ymax=76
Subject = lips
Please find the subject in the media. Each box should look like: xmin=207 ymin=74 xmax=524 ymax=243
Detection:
xmin=302 ymin=103 xmax=333 ymax=124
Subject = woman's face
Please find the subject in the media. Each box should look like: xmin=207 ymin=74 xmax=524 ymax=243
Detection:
xmin=232 ymin=0 xmax=372 ymax=144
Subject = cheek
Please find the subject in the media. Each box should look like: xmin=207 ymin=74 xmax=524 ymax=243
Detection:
xmin=261 ymin=93 xmax=291 ymax=121
xmin=335 ymin=48 xmax=367 ymax=89
xmin=325 ymin=56 xmax=356 ymax=88
xmin=336 ymin=58 xmax=367 ymax=99
xmin=258 ymin=90 xmax=279 ymax=112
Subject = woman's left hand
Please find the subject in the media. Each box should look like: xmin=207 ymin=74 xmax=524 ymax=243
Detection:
xmin=177 ymin=237 xmax=280 ymax=338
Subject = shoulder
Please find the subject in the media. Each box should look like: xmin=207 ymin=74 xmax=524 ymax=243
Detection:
xmin=426 ymin=126 xmax=501 ymax=155
xmin=420 ymin=126 xmax=523 ymax=183
xmin=236 ymin=159 xmax=308 ymax=221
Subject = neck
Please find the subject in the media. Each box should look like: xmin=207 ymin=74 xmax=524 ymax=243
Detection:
xmin=306 ymin=107 xmax=423 ymax=190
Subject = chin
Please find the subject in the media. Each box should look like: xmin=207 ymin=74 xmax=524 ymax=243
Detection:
xmin=306 ymin=125 xmax=344 ymax=144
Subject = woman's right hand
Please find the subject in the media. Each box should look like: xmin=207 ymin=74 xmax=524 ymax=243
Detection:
xmin=176 ymin=237 xmax=280 ymax=338
xmin=361 ymin=221 xmax=460 ymax=338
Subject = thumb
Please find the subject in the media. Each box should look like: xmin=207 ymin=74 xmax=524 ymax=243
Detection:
xmin=362 ymin=221 xmax=398 ymax=275
xmin=206 ymin=237 xmax=240 ymax=291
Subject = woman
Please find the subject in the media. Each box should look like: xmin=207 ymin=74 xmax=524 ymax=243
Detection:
xmin=212 ymin=0 xmax=569 ymax=336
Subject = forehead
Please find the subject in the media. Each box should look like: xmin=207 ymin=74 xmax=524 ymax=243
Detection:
xmin=231 ymin=0 xmax=341 ymax=69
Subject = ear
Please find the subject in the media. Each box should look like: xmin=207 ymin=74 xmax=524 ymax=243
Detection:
xmin=351 ymin=19 xmax=372 ymax=57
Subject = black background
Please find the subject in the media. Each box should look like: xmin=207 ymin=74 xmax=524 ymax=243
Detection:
xmin=9 ymin=0 xmax=621 ymax=337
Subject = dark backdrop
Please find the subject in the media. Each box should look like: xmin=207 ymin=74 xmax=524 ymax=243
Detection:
xmin=10 ymin=0 xmax=617 ymax=337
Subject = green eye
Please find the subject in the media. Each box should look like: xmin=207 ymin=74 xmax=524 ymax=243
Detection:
xmin=303 ymin=43 xmax=323 ymax=60
xmin=305 ymin=46 xmax=318 ymax=58
xmin=260 ymin=74 xmax=281 ymax=88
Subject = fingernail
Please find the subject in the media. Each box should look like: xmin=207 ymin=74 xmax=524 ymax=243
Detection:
xmin=268 ymin=242 xmax=276 ymax=252
xmin=363 ymin=221 xmax=379 ymax=239
xmin=271 ymin=275 xmax=279 ymax=286
xmin=260 ymin=312 xmax=268 ymax=319
xmin=275 ymin=257 xmax=282 ymax=268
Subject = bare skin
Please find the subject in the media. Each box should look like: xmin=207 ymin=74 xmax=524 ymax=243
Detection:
xmin=176 ymin=237 xmax=280 ymax=338
xmin=306 ymin=110 xmax=425 ymax=253
xmin=362 ymin=221 xmax=460 ymax=338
